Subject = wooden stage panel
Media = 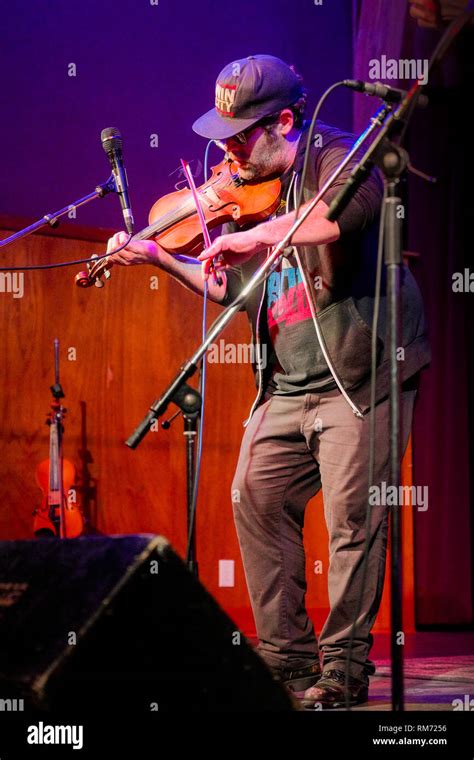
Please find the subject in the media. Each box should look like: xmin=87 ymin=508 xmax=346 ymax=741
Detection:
xmin=0 ymin=222 xmax=415 ymax=635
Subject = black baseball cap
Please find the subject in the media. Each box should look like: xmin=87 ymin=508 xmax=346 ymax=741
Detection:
xmin=192 ymin=54 xmax=304 ymax=140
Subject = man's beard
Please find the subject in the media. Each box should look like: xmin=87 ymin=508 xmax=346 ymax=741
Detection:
xmin=236 ymin=135 xmax=286 ymax=182
xmin=236 ymin=162 xmax=259 ymax=181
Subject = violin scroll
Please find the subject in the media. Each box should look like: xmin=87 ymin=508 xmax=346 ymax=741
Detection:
xmin=75 ymin=254 xmax=112 ymax=288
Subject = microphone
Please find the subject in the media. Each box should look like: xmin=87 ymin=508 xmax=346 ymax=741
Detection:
xmin=213 ymin=139 xmax=232 ymax=163
xmin=343 ymin=79 xmax=428 ymax=107
xmin=101 ymin=127 xmax=134 ymax=234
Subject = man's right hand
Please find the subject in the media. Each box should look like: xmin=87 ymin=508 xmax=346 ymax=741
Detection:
xmin=104 ymin=229 xmax=229 ymax=304
xmin=106 ymin=231 xmax=163 ymax=267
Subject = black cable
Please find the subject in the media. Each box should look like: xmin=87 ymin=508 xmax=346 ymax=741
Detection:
xmin=293 ymin=82 xmax=347 ymax=223
xmin=184 ymin=140 xmax=219 ymax=568
xmin=0 ymin=233 xmax=133 ymax=271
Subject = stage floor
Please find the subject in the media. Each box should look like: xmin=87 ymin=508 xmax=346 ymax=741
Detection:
xmin=353 ymin=653 xmax=474 ymax=711
xmin=252 ymin=631 xmax=474 ymax=711
xmin=359 ymin=632 xmax=474 ymax=711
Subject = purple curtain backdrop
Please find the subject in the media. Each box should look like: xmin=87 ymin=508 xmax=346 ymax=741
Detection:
xmin=353 ymin=0 xmax=473 ymax=625
xmin=352 ymin=0 xmax=408 ymax=132
xmin=407 ymin=16 xmax=473 ymax=625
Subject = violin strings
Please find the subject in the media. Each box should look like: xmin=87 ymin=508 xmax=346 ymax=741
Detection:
xmin=0 ymin=173 xmax=237 ymax=272
xmin=136 ymin=174 xmax=235 ymax=241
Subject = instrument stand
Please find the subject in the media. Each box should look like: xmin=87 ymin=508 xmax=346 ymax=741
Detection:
xmin=160 ymin=383 xmax=202 ymax=577
xmin=51 ymin=338 xmax=67 ymax=539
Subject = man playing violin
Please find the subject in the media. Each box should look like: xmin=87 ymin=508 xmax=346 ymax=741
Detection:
xmin=106 ymin=54 xmax=430 ymax=708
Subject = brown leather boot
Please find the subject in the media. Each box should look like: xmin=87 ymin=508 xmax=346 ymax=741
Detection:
xmin=301 ymin=668 xmax=369 ymax=709
xmin=271 ymin=660 xmax=322 ymax=695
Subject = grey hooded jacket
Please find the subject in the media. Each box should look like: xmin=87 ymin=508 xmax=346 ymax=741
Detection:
xmin=219 ymin=120 xmax=431 ymax=425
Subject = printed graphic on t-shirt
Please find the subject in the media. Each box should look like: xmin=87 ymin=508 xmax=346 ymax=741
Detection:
xmin=266 ymin=256 xmax=312 ymax=342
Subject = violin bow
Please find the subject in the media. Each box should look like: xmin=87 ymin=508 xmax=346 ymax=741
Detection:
xmin=180 ymin=159 xmax=222 ymax=287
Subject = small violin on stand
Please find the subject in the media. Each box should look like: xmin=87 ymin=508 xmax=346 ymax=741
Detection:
xmin=33 ymin=339 xmax=84 ymax=538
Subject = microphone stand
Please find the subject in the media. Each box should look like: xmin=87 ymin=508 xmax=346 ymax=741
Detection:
xmin=160 ymin=384 xmax=202 ymax=577
xmin=325 ymin=6 xmax=474 ymax=712
xmin=0 ymin=175 xmax=116 ymax=249
xmin=324 ymin=94 xmax=421 ymax=714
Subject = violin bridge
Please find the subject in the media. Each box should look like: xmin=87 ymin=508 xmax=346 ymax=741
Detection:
xmin=201 ymin=186 xmax=220 ymax=207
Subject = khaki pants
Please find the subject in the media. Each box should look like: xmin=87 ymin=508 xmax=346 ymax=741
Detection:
xmin=232 ymin=387 xmax=416 ymax=680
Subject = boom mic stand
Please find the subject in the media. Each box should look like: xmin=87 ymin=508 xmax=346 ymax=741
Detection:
xmin=0 ymin=175 xmax=116 ymax=250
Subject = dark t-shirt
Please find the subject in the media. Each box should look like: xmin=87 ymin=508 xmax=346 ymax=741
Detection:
xmin=264 ymin=159 xmax=337 ymax=394
xmin=222 ymin=120 xmax=383 ymax=396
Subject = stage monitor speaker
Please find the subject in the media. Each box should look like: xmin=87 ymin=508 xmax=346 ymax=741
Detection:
xmin=0 ymin=535 xmax=293 ymax=713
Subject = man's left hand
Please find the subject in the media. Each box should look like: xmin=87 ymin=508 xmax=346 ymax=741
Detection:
xmin=197 ymin=229 xmax=268 ymax=281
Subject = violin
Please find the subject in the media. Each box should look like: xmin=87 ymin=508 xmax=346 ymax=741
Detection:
xmin=75 ymin=156 xmax=281 ymax=288
xmin=33 ymin=339 xmax=84 ymax=538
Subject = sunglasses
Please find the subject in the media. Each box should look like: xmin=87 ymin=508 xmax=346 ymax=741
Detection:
xmin=230 ymin=112 xmax=282 ymax=145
